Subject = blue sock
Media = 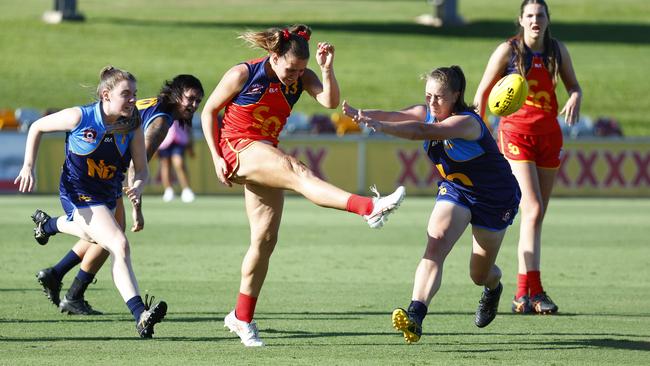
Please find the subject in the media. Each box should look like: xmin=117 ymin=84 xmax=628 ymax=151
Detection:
xmin=76 ymin=269 xmax=95 ymax=284
xmin=43 ymin=216 xmax=60 ymax=235
xmin=66 ymin=269 xmax=96 ymax=300
xmin=52 ymin=250 xmax=81 ymax=281
xmin=408 ymin=300 xmax=428 ymax=325
xmin=126 ymin=295 xmax=146 ymax=322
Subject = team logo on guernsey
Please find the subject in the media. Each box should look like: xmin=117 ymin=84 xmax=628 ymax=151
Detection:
xmin=502 ymin=209 xmax=513 ymax=222
xmin=245 ymin=83 xmax=264 ymax=95
xmin=82 ymin=128 xmax=98 ymax=143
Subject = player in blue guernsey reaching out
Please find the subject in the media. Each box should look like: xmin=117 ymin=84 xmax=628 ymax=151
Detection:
xmin=343 ymin=65 xmax=521 ymax=343
xmin=15 ymin=66 xmax=167 ymax=338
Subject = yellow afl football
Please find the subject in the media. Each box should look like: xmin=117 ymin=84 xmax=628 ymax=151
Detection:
xmin=488 ymin=74 xmax=528 ymax=116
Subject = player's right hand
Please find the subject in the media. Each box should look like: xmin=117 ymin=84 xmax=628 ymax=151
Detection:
xmin=214 ymin=156 xmax=231 ymax=187
xmin=14 ymin=166 xmax=35 ymax=193
xmin=131 ymin=205 xmax=144 ymax=232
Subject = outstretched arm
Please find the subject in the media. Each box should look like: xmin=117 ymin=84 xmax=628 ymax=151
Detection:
xmin=15 ymin=107 xmax=82 ymax=192
xmin=342 ymin=100 xmax=428 ymax=123
xmin=355 ymin=113 xmax=481 ymax=142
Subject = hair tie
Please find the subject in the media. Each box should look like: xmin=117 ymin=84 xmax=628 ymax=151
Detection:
xmin=281 ymin=29 xmax=291 ymax=41
xmin=296 ymin=30 xmax=310 ymax=41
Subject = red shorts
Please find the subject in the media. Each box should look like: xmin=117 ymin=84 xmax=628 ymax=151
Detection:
xmin=218 ymin=137 xmax=259 ymax=178
xmin=497 ymin=128 xmax=563 ymax=168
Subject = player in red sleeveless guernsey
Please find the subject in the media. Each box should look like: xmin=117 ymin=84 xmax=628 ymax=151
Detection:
xmin=474 ymin=0 xmax=582 ymax=315
xmin=200 ymin=24 xmax=405 ymax=346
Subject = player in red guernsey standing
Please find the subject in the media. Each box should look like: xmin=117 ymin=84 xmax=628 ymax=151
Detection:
xmin=474 ymin=0 xmax=582 ymax=315
xmin=200 ymin=24 xmax=405 ymax=346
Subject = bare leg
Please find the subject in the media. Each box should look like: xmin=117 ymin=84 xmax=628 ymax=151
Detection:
xmin=235 ymin=142 xmax=351 ymax=210
xmin=160 ymin=156 xmax=172 ymax=190
xmin=171 ymin=154 xmax=191 ymax=189
xmin=470 ymin=227 xmax=506 ymax=290
xmin=72 ymin=205 xmax=139 ymax=301
xmin=239 ymin=184 xmax=284 ymax=297
xmin=411 ymin=201 xmax=471 ymax=305
xmin=509 ymin=162 xmax=544 ymax=273
xmin=78 ymin=198 xmax=124 ymax=273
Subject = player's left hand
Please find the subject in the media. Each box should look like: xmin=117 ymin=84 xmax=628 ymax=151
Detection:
xmin=316 ymin=42 xmax=335 ymax=70
xmin=355 ymin=112 xmax=381 ymax=133
xmin=122 ymin=186 xmax=142 ymax=208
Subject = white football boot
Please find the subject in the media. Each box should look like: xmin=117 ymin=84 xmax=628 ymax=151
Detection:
xmin=162 ymin=187 xmax=174 ymax=202
xmin=224 ymin=310 xmax=265 ymax=347
xmin=181 ymin=188 xmax=195 ymax=203
xmin=364 ymin=185 xmax=406 ymax=228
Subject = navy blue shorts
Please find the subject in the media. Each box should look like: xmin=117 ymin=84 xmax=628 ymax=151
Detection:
xmin=158 ymin=143 xmax=186 ymax=158
xmin=60 ymin=191 xmax=117 ymax=221
xmin=435 ymin=181 xmax=520 ymax=231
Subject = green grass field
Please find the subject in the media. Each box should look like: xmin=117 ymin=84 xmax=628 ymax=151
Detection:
xmin=1 ymin=0 xmax=649 ymax=135
xmin=1 ymin=196 xmax=648 ymax=364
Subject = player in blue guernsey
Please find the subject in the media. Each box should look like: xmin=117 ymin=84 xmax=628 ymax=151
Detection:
xmin=15 ymin=66 xmax=167 ymax=338
xmin=343 ymin=65 xmax=521 ymax=343
xmin=29 ymin=75 xmax=203 ymax=316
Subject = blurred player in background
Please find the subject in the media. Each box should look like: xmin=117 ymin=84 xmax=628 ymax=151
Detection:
xmin=31 ymin=75 xmax=203 ymax=315
xmin=15 ymin=66 xmax=167 ymax=338
xmin=201 ymin=24 xmax=405 ymax=347
xmin=158 ymin=120 xmax=196 ymax=203
xmin=474 ymin=0 xmax=582 ymax=314
xmin=344 ymin=65 xmax=520 ymax=343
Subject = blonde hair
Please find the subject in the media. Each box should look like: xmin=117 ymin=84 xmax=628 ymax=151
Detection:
xmin=96 ymin=65 xmax=137 ymax=100
xmin=238 ymin=24 xmax=312 ymax=59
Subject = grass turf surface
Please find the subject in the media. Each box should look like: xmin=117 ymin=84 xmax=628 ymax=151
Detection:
xmin=0 ymin=0 xmax=649 ymax=135
xmin=0 ymin=195 xmax=648 ymax=364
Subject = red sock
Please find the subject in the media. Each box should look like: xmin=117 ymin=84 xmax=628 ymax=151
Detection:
xmin=346 ymin=194 xmax=373 ymax=216
xmin=515 ymin=273 xmax=528 ymax=299
xmin=235 ymin=293 xmax=257 ymax=323
xmin=527 ymin=271 xmax=544 ymax=297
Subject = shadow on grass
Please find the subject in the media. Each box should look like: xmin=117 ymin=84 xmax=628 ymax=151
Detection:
xmin=92 ymin=18 xmax=650 ymax=45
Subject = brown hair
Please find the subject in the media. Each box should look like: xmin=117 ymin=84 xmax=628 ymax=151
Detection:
xmin=239 ymin=24 xmax=311 ymax=60
xmin=424 ymin=66 xmax=474 ymax=114
xmin=97 ymin=66 xmax=140 ymax=134
xmin=96 ymin=65 xmax=136 ymax=100
xmin=512 ymin=0 xmax=559 ymax=83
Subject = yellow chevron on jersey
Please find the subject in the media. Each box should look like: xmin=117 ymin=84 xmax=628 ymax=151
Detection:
xmin=136 ymin=97 xmax=159 ymax=110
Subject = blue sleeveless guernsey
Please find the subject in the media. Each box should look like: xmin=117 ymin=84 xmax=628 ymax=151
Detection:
xmin=59 ymin=102 xmax=135 ymax=217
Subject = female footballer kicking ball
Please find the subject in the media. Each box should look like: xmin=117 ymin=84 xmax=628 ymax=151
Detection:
xmin=201 ymin=24 xmax=405 ymax=346
xmin=474 ymin=0 xmax=582 ymax=314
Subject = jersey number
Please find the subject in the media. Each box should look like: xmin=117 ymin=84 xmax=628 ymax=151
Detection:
xmin=524 ymin=79 xmax=552 ymax=113
xmin=87 ymin=158 xmax=117 ymax=180
xmin=435 ymin=164 xmax=474 ymax=187
xmin=252 ymin=106 xmax=282 ymax=138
